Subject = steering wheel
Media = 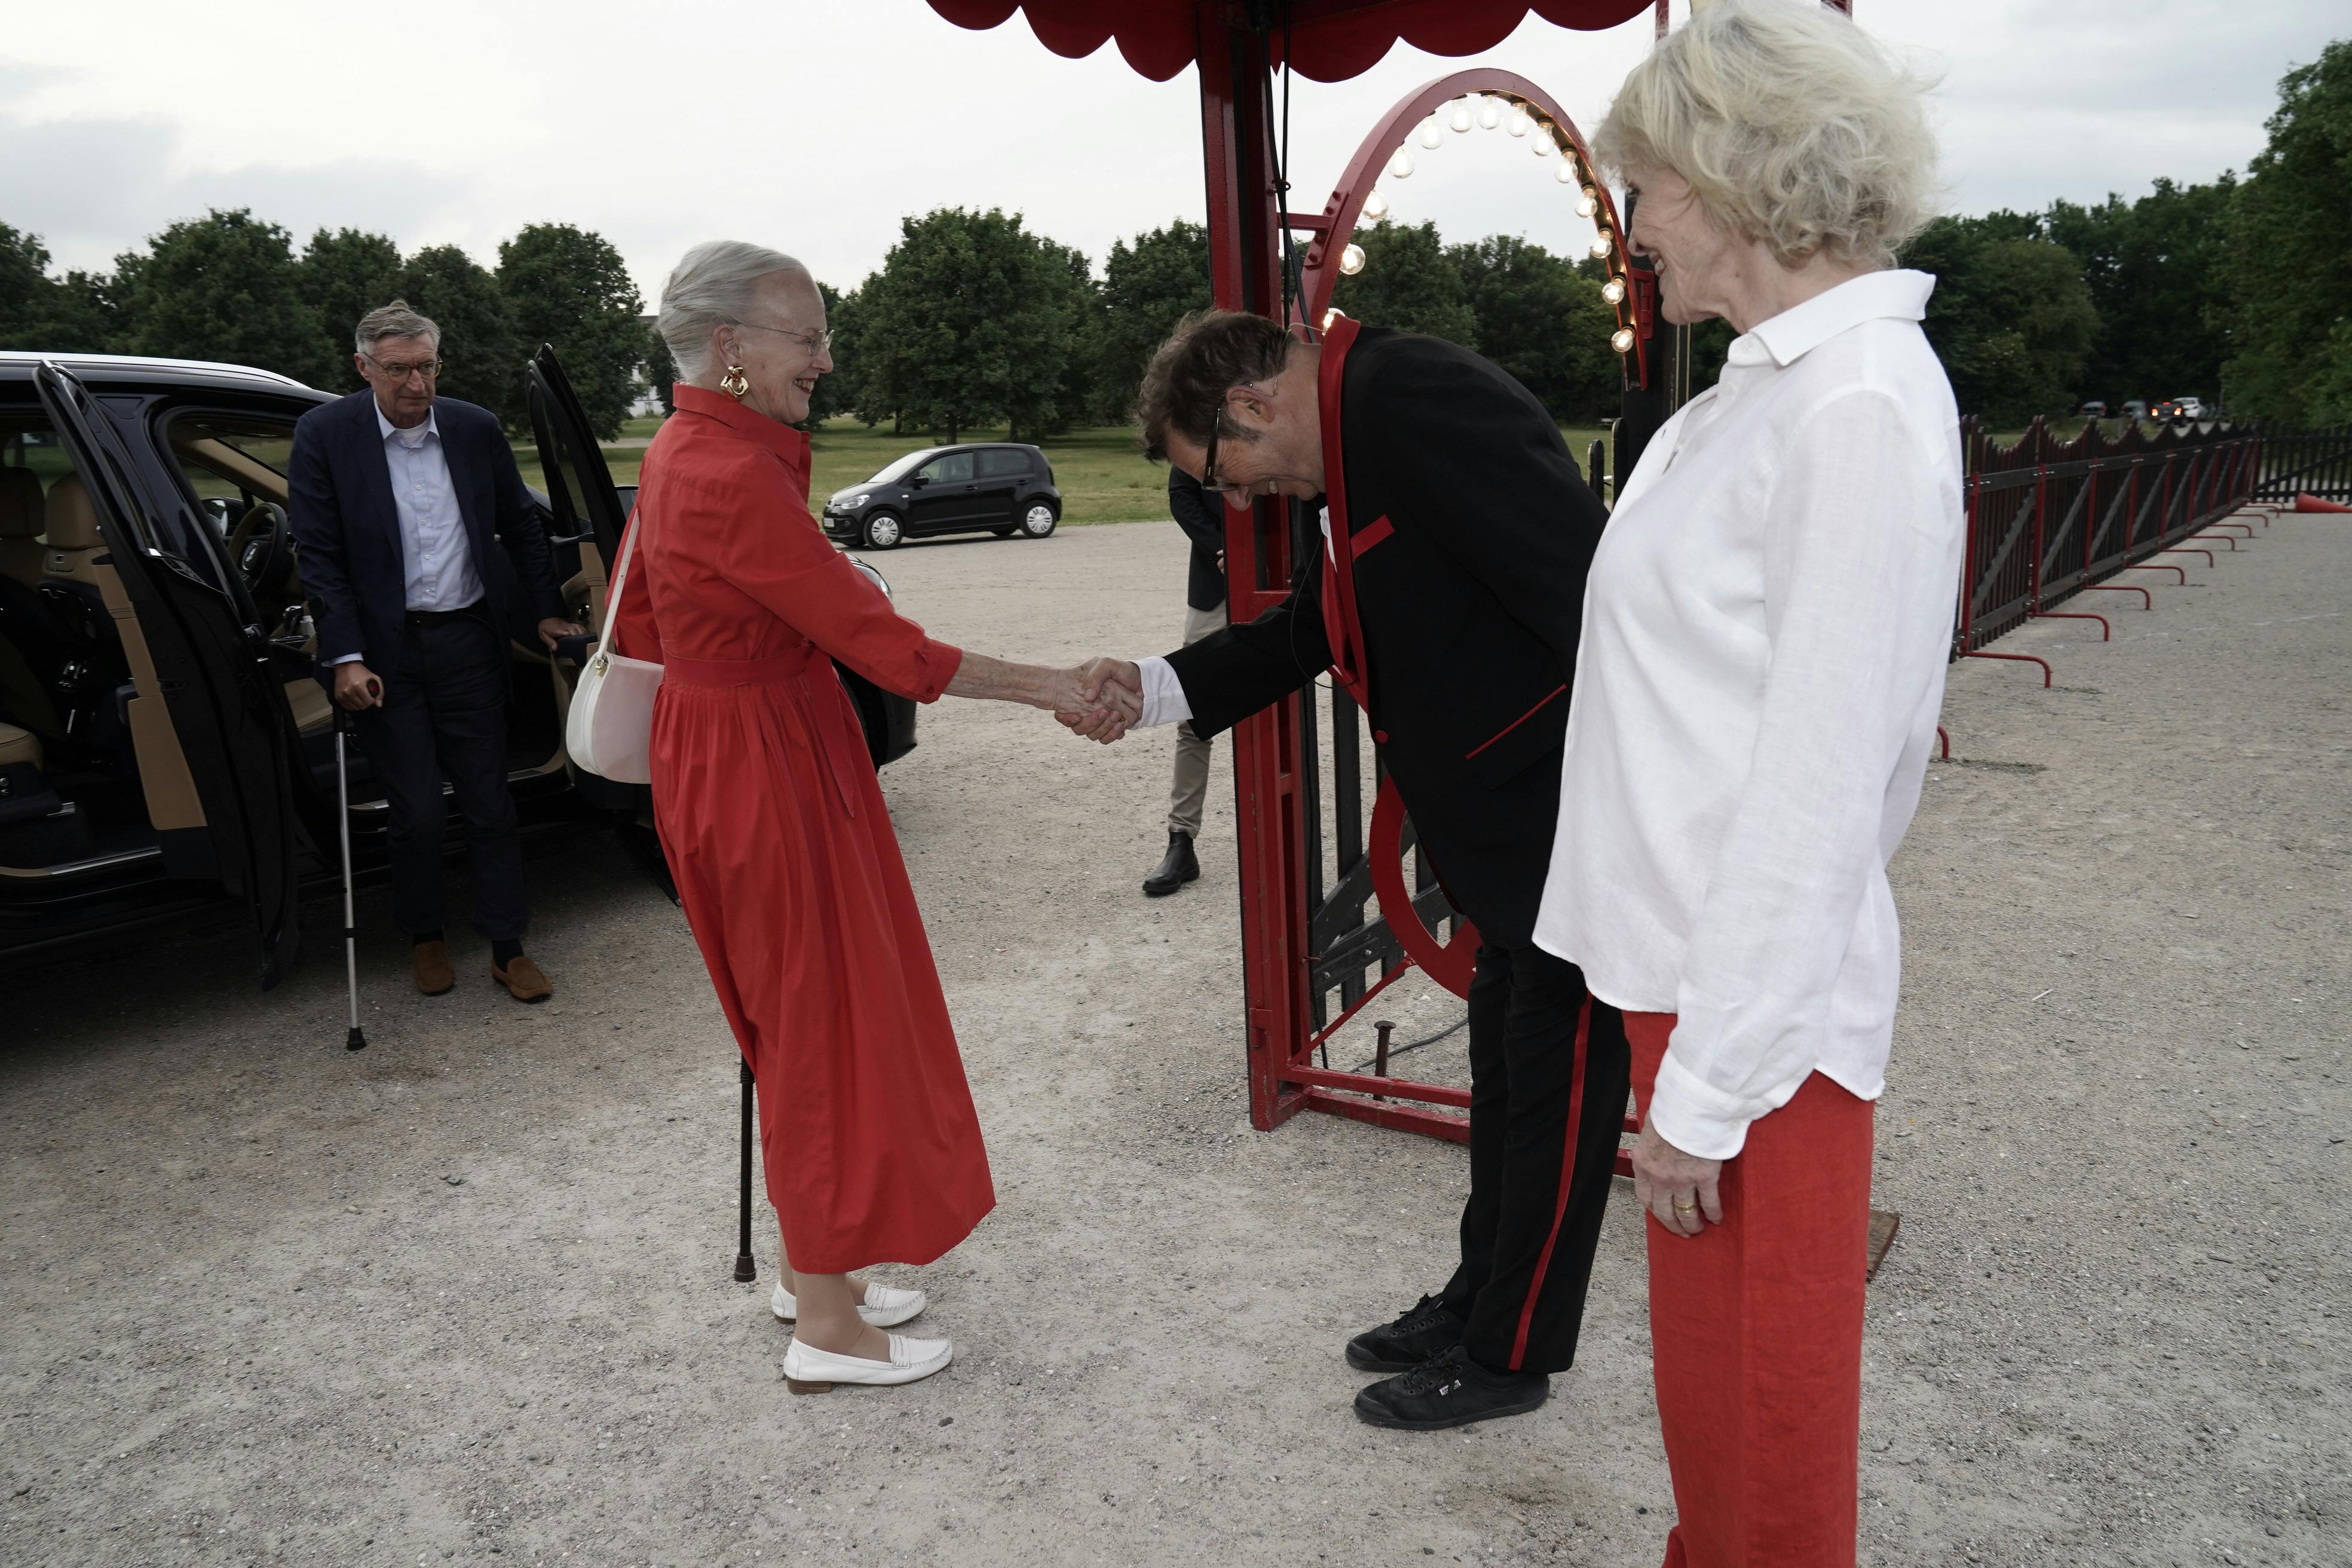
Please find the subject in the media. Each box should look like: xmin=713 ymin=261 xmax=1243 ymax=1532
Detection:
xmin=228 ymin=501 xmax=292 ymax=594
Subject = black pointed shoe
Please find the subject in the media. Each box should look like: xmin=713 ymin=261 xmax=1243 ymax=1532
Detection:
xmin=1345 ymin=1293 xmax=1468 ymax=1373
xmin=1352 ymin=1344 xmax=1549 ymax=1431
xmin=1142 ymin=829 xmax=1200 ymax=896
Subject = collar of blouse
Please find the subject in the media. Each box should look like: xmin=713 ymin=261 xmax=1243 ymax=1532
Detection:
xmin=672 ymin=382 xmax=811 ymax=475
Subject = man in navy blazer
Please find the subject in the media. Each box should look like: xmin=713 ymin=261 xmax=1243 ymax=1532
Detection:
xmin=288 ymin=299 xmax=581 ymax=1002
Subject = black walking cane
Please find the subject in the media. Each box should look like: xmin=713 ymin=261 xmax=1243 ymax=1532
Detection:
xmin=732 ymin=1061 xmax=757 ymax=1281
xmin=334 ymin=702 xmax=367 ymax=1052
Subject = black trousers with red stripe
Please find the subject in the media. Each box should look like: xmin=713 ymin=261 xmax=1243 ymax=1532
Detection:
xmin=1440 ymin=942 xmax=1632 ymax=1374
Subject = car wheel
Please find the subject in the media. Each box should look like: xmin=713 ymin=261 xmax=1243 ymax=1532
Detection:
xmin=1019 ymin=501 xmax=1058 ymax=538
xmin=862 ymin=511 xmax=904 ymax=550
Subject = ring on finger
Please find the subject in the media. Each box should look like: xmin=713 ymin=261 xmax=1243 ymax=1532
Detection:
xmin=1670 ymin=1196 xmax=1696 ymax=1214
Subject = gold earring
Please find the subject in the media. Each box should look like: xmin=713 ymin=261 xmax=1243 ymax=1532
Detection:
xmin=719 ymin=363 xmax=751 ymax=400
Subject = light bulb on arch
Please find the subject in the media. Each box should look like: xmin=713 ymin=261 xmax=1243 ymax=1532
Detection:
xmin=1478 ymin=97 xmax=1503 ymax=130
xmin=1554 ymin=160 xmax=1578 ymax=184
xmin=1591 ymin=233 xmax=1613 ymax=259
xmin=1601 ymin=277 xmax=1627 ymax=305
xmin=1362 ymin=190 xmax=1389 ymax=220
xmin=1508 ymin=109 xmax=1532 ymax=137
xmin=1388 ymin=149 xmax=1415 ymax=179
xmin=1612 ymin=327 xmax=1636 ymax=353
xmin=1339 ymin=244 xmax=1366 ymax=277
xmin=1576 ymin=191 xmax=1598 ymax=218
xmin=1418 ymin=117 xmax=1444 ymax=149
xmin=1449 ymin=102 xmax=1474 ymax=133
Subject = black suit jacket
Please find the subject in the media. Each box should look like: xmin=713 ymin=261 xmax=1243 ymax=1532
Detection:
xmin=287 ymin=391 xmax=565 ymax=681
xmin=1164 ymin=329 xmax=1607 ymax=948
xmin=1168 ymin=467 xmax=1227 ymax=612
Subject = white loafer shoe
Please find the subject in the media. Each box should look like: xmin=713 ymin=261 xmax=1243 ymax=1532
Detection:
xmin=782 ymin=1333 xmax=953 ymax=1392
xmin=770 ymin=1279 xmax=927 ymax=1328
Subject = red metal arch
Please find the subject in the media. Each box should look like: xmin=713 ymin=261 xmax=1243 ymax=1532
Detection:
xmin=1289 ymin=68 xmax=1648 ymax=384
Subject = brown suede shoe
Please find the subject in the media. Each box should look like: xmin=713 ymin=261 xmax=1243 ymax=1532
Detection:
xmin=492 ymin=954 xmax=553 ymax=1003
xmin=412 ymin=939 xmax=455 ymax=996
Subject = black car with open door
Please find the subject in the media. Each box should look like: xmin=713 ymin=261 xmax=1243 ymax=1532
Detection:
xmin=0 ymin=346 xmax=917 ymax=976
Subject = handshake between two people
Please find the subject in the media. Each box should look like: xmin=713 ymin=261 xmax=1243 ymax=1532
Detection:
xmin=1052 ymin=659 xmax=1144 ymax=745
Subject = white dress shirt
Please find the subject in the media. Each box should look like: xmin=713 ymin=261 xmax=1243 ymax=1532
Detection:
xmin=379 ymin=402 xmax=483 ymax=614
xmin=1133 ymin=504 xmax=1331 ymax=726
xmin=1533 ymin=270 xmax=1964 ymax=1160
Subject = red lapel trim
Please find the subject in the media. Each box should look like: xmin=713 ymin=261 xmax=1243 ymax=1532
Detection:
xmin=1353 ymin=513 xmax=1394 ymax=556
xmin=1316 ymin=314 xmax=1371 ymax=709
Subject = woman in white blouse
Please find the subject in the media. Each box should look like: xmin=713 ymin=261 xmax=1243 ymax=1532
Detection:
xmin=1535 ymin=4 xmax=1957 ymax=1563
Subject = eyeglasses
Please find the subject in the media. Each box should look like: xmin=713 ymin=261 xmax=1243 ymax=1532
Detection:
xmin=1201 ymin=408 xmax=1251 ymax=493
xmin=365 ymin=355 xmax=443 ymax=381
xmin=730 ymin=320 xmax=834 ymax=354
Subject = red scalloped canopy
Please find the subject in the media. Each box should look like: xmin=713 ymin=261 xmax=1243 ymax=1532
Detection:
xmin=926 ymin=1 xmax=1655 ymax=83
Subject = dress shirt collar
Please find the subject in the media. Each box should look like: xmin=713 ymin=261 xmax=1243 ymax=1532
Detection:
xmin=375 ymin=399 xmax=441 ymax=448
xmin=672 ymin=382 xmax=811 ymax=476
xmin=1732 ymin=268 xmax=1937 ymax=371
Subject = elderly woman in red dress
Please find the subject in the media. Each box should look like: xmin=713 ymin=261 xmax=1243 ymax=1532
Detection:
xmin=608 ymin=240 xmax=1132 ymax=1392
xmin=1535 ymin=4 xmax=1955 ymax=1562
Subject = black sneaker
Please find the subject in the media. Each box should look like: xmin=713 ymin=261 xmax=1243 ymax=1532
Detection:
xmin=1353 ymin=1344 xmax=1549 ymax=1431
xmin=1344 ymin=1293 xmax=1467 ymax=1373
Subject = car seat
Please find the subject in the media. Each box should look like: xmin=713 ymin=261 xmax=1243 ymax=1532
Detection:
xmin=39 ymin=473 xmax=113 ymax=638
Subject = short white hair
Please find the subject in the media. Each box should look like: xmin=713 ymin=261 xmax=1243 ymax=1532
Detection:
xmin=1594 ymin=0 xmax=1938 ymax=268
xmin=657 ymin=241 xmax=811 ymax=383
xmin=354 ymin=299 xmax=439 ymax=356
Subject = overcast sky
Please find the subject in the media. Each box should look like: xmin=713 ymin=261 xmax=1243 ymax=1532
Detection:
xmin=2 ymin=1 xmax=2335 ymax=306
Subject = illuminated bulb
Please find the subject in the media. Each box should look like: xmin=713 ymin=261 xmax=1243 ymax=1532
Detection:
xmin=1418 ymin=117 xmax=1444 ymax=149
xmin=1320 ymin=307 xmax=1339 ymax=330
xmin=1601 ymin=277 xmax=1627 ymax=305
xmin=1388 ymin=148 xmax=1415 ymax=179
xmin=1478 ymin=97 xmax=1503 ymax=130
xmin=1591 ymin=233 xmax=1613 ymax=259
xmin=1576 ymin=189 xmax=1598 ymax=218
xmin=1533 ymin=130 xmax=1555 ymax=156
xmin=1612 ymin=327 xmax=1636 ymax=353
xmin=1508 ymin=109 xmax=1532 ymax=137
xmin=1362 ymin=190 xmax=1389 ymax=219
xmin=1449 ymin=103 xmax=1474 ymax=133
xmin=1554 ymin=159 xmax=1578 ymax=184
xmin=1339 ymin=243 xmax=1365 ymax=276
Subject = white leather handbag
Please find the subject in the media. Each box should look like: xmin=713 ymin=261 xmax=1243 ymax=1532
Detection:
xmin=564 ymin=516 xmax=662 ymax=785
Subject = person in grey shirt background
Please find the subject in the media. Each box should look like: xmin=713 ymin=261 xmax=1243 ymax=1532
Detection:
xmin=1144 ymin=464 xmax=1228 ymax=896
xmin=288 ymin=300 xmax=582 ymax=1002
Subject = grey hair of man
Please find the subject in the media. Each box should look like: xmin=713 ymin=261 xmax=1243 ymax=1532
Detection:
xmin=657 ymin=241 xmax=813 ymax=385
xmin=354 ymin=299 xmax=440 ymax=357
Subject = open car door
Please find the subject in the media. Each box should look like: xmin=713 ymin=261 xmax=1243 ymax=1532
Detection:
xmin=35 ymin=363 xmax=302 ymax=986
xmin=525 ymin=345 xmax=632 ymax=623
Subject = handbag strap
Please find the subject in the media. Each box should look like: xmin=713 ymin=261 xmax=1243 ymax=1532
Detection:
xmin=601 ymin=513 xmax=642 ymax=652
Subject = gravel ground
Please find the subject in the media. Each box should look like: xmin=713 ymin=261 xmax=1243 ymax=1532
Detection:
xmin=2 ymin=511 xmax=2345 ymax=1568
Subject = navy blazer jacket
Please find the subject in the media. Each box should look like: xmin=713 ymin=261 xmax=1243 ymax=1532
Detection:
xmin=287 ymin=390 xmax=565 ymax=679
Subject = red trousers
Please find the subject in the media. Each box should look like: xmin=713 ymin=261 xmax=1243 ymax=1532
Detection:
xmin=1625 ymin=1012 xmax=1875 ymax=1568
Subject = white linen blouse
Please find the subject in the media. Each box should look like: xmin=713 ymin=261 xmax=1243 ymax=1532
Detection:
xmin=1533 ymin=268 xmax=1965 ymax=1160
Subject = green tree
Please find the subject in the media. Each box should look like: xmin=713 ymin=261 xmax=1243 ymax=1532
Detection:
xmin=393 ymin=244 xmax=520 ymax=425
xmin=2221 ymin=39 xmax=2352 ymax=424
xmin=801 ymin=280 xmax=853 ymax=427
xmin=118 ymin=209 xmax=324 ymax=383
xmin=497 ymin=223 xmax=645 ymax=439
xmin=1328 ymin=220 xmax=1478 ymax=347
xmin=0 ymin=225 xmax=52 ymax=347
xmin=297 ymin=227 xmax=403 ymax=394
xmin=644 ymin=321 xmax=679 ymax=417
xmin=1448 ymin=235 xmax=1619 ymax=421
xmin=1097 ymin=219 xmax=1209 ymax=421
xmin=2044 ymin=178 xmax=2236 ymax=407
xmin=1903 ymin=214 xmax=2098 ymax=425
xmin=855 ymin=207 xmax=1086 ymax=443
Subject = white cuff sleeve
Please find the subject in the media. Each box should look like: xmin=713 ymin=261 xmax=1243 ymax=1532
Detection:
xmin=1136 ymin=656 xmax=1191 ymax=728
xmin=329 ymin=653 xmax=365 ymax=665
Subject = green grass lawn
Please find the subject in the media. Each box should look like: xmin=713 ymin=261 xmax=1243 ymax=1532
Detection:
xmin=513 ymin=415 xmax=1618 ymax=521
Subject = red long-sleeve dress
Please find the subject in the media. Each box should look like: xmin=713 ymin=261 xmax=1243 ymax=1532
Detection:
xmin=608 ymin=384 xmax=994 ymax=1272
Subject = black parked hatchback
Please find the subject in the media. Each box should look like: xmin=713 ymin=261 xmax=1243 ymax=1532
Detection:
xmin=820 ymin=443 xmax=1061 ymax=549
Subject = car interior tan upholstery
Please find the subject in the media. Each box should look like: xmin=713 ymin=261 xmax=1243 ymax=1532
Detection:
xmin=0 ymin=467 xmax=44 ymax=587
xmin=0 ymin=721 xmax=40 ymax=770
xmin=282 ymin=676 xmax=333 ymax=733
xmin=41 ymin=473 xmax=108 ymax=586
xmin=89 ymin=536 xmax=205 ymax=832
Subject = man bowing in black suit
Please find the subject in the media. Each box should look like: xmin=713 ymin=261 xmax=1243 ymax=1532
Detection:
xmin=1071 ymin=308 xmax=1629 ymax=1432
xmin=289 ymin=300 xmax=581 ymax=1003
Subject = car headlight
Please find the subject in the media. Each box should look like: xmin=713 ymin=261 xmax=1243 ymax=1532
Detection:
xmin=833 ymin=492 xmax=867 ymax=510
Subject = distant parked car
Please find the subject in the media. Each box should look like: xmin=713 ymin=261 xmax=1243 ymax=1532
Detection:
xmin=2078 ymin=400 xmax=2108 ymax=418
xmin=2151 ymin=399 xmax=2185 ymax=423
xmin=2121 ymin=399 xmax=2149 ymax=420
xmin=2174 ymin=397 xmax=2206 ymax=420
xmin=820 ymin=443 xmax=1062 ymax=550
